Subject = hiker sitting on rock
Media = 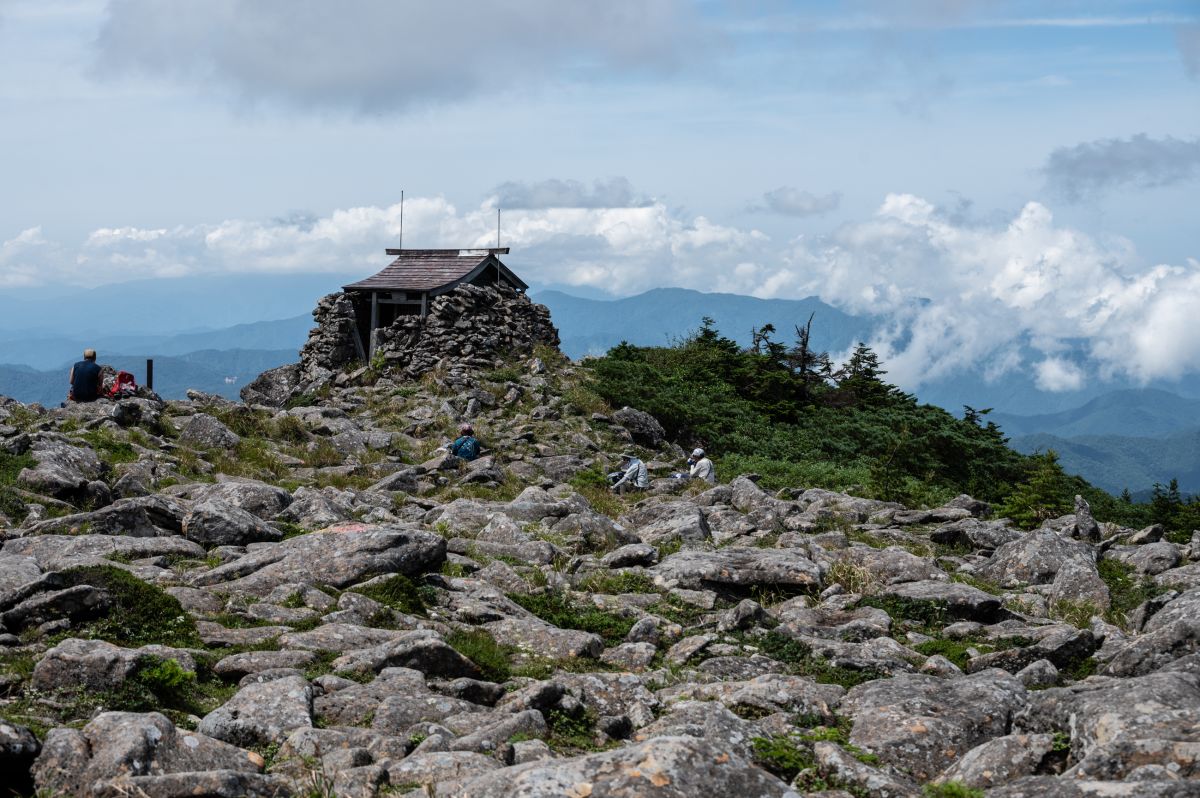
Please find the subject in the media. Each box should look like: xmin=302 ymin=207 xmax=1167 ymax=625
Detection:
xmin=68 ymin=349 xmax=102 ymax=403
xmin=687 ymin=448 xmax=716 ymax=484
xmin=449 ymin=423 xmax=481 ymax=461
xmin=610 ymin=452 xmax=648 ymax=493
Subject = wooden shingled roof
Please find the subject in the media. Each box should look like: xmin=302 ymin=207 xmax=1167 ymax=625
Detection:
xmin=343 ymin=248 xmax=527 ymax=295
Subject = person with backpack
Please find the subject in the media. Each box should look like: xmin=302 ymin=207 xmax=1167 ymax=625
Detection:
xmin=610 ymin=452 xmax=649 ymax=493
xmin=687 ymin=448 xmax=716 ymax=484
xmin=68 ymin=349 xmax=102 ymax=403
xmin=449 ymin=423 xmax=481 ymax=461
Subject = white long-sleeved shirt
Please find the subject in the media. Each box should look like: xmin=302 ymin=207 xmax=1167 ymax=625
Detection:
xmin=612 ymin=459 xmax=648 ymax=490
xmin=689 ymin=457 xmax=716 ymax=484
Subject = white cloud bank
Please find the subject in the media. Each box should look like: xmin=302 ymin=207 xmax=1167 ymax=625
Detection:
xmin=3 ymin=191 xmax=1198 ymax=390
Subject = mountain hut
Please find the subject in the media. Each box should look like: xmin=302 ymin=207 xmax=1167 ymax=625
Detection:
xmin=342 ymin=247 xmax=528 ymax=356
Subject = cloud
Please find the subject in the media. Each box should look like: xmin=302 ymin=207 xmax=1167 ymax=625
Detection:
xmin=751 ymin=187 xmax=842 ymax=217
xmin=5 ymin=190 xmax=1200 ymax=390
xmin=94 ymin=0 xmax=702 ymax=113
xmin=1042 ymin=133 xmax=1200 ymax=201
xmin=1035 ymin=357 xmax=1085 ymax=392
xmin=1180 ymin=24 xmax=1200 ymax=78
xmin=491 ymin=178 xmax=652 ymax=209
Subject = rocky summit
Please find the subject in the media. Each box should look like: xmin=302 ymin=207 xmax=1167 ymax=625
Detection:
xmin=1 ymin=301 xmax=1199 ymax=798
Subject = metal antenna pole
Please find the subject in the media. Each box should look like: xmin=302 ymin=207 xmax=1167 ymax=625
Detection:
xmin=399 ymin=190 xmax=404 ymax=251
xmin=496 ymin=208 xmax=501 ymax=249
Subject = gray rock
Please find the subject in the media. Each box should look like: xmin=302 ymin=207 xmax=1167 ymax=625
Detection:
xmin=840 ymin=670 xmax=1028 ymax=781
xmin=611 ymin=406 xmax=666 ymax=447
xmin=190 ymin=524 xmax=445 ymax=596
xmin=32 ymin=638 xmax=195 ymax=692
xmin=443 ymin=735 xmax=796 ymax=797
xmin=17 ymin=436 xmax=106 ymax=502
xmin=484 ymin=616 xmax=604 ymax=659
xmin=877 ymin=579 xmax=1004 ymax=622
xmin=330 ymin=630 xmax=482 ymax=679
xmin=314 ymin=668 xmax=428 ymax=727
xmin=620 ymin=501 xmax=711 ymax=546
xmin=985 ymin=776 xmax=1195 ymax=797
xmin=658 ymin=673 xmax=843 ymax=721
xmin=91 ymin=771 xmax=291 ymax=798
xmin=1073 ymin=495 xmax=1100 ymax=542
xmin=934 ymin=733 xmax=1057 ymax=789
xmin=183 ymin=497 xmax=282 ymax=547
xmin=652 ymin=548 xmax=821 ymax=594
xmin=1123 ymin=541 xmax=1183 ymax=575
xmin=33 ymin=712 xmax=260 ymax=798
xmin=812 ymin=740 xmax=919 ymax=797
xmin=633 ymin=700 xmax=760 ymax=760
xmin=23 ymin=494 xmax=188 ymax=538
xmin=213 ymin=650 xmax=318 ymax=679
xmin=198 ymin=674 xmax=313 ymax=748
xmin=0 ymin=721 xmax=39 ymax=796
xmin=179 ymin=413 xmax=240 ymax=449
xmin=384 ymin=750 xmax=501 ymax=792
xmin=976 ymin=528 xmax=1098 ymax=587
xmin=2 ymin=534 xmax=204 ymax=571
xmin=190 ymin=479 xmax=293 ymax=520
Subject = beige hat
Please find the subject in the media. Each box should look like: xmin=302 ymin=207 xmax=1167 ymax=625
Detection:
xmin=83 ymin=348 xmax=96 ymax=359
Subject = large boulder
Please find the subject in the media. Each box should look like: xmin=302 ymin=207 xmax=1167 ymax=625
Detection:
xmin=976 ymin=528 xmax=1098 ymax=587
xmin=17 ymin=436 xmax=106 ymax=503
xmin=189 ymin=523 xmax=445 ymax=596
xmin=612 ymin=406 xmax=667 ymax=447
xmin=652 ymin=548 xmax=822 ymax=594
xmin=33 ymin=712 xmax=261 ymax=798
xmin=182 ymin=497 xmax=283 ymax=547
xmin=197 ymin=675 xmax=314 ymax=748
xmin=240 ymin=362 xmax=302 ymax=407
xmin=178 ymin=413 xmax=240 ymax=449
xmin=443 ymin=735 xmax=795 ymax=797
xmin=840 ymin=670 xmax=1029 ymax=781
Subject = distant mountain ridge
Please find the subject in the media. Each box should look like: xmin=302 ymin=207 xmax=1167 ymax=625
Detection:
xmin=534 ymin=287 xmax=873 ymax=359
xmin=1011 ymin=427 xmax=1200 ymax=496
xmin=0 ymin=349 xmax=296 ymax=406
xmin=991 ymin=389 xmax=1200 ymax=439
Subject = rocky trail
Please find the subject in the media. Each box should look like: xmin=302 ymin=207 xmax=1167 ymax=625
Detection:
xmin=1 ymin=287 xmax=1199 ymax=797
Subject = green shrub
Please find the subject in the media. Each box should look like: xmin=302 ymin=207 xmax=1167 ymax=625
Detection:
xmin=446 ymin=629 xmax=512 ymax=683
xmin=508 ymin=591 xmax=635 ymax=645
xmin=923 ymin=783 xmax=984 ymax=798
xmin=0 ymin=451 xmax=34 ymax=521
xmin=576 ymin=571 xmax=657 ymax=595
xmin=751 ymin=735 xmax=816 ymax=782
xmin=351 ymin=574 xmax=426 ymax=616
xmin=134 ymin=656 xmax=196 ymax=706
xmin=81 ymin=429 xmax=138 ymax=465
xmin=753 ymin=630 xmax=887 ymax=688
xmin=856 ymin=595 xmax=947 ymax=631
xmin=58 ymin=565 xmax=200 ymax=647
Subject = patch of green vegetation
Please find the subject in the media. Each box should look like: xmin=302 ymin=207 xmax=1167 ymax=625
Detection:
xmin=284 ymin=393 xmax=319 ymax=410
xmin=913 ymin=638 xmax=976 ymax=670
xmin=544 ymin=706 xmax=606 ymax=753
xmin=577 ymin=570 xmax=658 ymax=595
xmin=351 ymin=574 xmax=426 ymax=616
xmin=276 ymin=520 xmax=309 ymax=540
xmin=567 ymin=467 xmax=624 ymax=518
xmin=950 ymin=573 xmax=1003 ymax=595
xmin=0 ymin=450 xmax=35 ymax=521
xmin=273 ymin=414 xmax=310 ymax=444
xmin=80 ymin=428 xmax=138 ymax=465
xmin=856 ymin=595 xmax=947 ymax=632
xmin=484 ymin=366 xmax=523 ymax=384
xmin=508 ymin=590 xmax=636 ymax=645
xmin=648 ymin=595 xmax=709 ymax=627
xmin=58 ymin=565 xmax=200 ymax=647
xmin=753 ymin=630 xmax=887 ymax=688
xmin=446 ymin=629 xmax=513 ymax=683
xmin=751 ymin=735 xmax=818 ymax=783
xmin=1051 ymin=731 xmax=1071 ymax=753
xmin=923 ymin=782 xmax=984 ymax=798
xmin=134 ymin=655 xmax=197 ymax=706
xmin=1098 ymin=557 xmax=1168 ymax=628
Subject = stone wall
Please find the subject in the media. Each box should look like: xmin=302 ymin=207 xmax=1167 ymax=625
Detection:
xmin=242 ymin=283 xmax=559 ymax=405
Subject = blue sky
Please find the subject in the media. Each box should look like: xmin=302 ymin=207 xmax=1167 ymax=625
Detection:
xmin=1 ymin=0 xmax=1198 ymax=390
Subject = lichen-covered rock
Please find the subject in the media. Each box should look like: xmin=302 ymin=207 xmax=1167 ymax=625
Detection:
xmin=840 ymin=670 xmax=1028 ymax=781
xmin=33 ymin=712 xmax=261 ymax=798
xmin=198 ymin=675 xmax=314 ymax=748
xmin=652 ymin=548 xmax=821 ymax=593
xmin=443 ymin=735 xmax=797 ymax=797
xmin=189 ymin=524 xmax=445 ymax=596
xmin=178 ymin=413 xmax=240 ymax=449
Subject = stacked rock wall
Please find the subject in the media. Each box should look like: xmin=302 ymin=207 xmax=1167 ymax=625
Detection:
xmin=242 ymin=283 xmax=558 ymax=405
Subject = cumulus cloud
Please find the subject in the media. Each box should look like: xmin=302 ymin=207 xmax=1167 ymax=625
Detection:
xmin=1035 ymin=357 xmax=1085 ymax=392
xmin=1180 ymin=24 xmax=1200 ymax=78
xmin=491 ymin=178 xmax=652 ymax=209
xmin=751 ymin=187 xmax=842 ymax=217
xmin=94 ymin=0 xmax=701 ymax=112
xmin=1042 ymin=133 xmax=1200 ymax=201
xmin=5 ymin=190 xmax=1200 ymax=390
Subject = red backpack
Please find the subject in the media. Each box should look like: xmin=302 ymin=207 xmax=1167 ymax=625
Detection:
xmin=108 ymin=371 xmax=138 ymax=399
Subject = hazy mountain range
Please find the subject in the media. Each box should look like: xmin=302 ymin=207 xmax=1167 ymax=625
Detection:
xmin=3 ymin=275 xmax=1199 ymax=494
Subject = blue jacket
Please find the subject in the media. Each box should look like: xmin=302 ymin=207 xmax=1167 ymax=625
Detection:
xmin=450 ymin=435 xmax=481 ymax=461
